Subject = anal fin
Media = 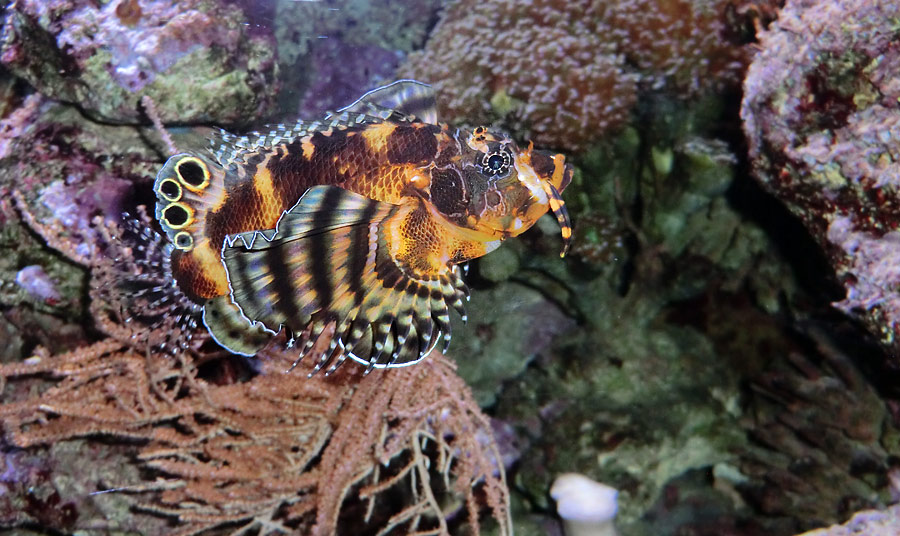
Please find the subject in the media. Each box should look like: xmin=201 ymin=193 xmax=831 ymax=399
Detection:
xmin=202 ymin=295 xmax=273 ymax=356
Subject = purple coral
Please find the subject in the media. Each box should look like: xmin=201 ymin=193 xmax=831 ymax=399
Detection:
xmin=0 ymin=94 xmax=43 ymax=160
xmin=827 ymin=218 xmax=900 ymax=323
xmin=742 ymin=0 xmax=900 ymax=355
xmin=15 ymin=265 xmax=61 ymax=304
xmin=38 ymin=175 xmax=132 ymax=258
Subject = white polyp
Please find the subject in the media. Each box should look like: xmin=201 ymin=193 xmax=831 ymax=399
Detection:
xmin=550 ymin=473 xmax=619 ymax=536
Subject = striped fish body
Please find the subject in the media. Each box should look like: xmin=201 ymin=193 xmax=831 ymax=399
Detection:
xmin=158 ymin=121 xmax=460 ymax=301
xmin=153 ymin=81 xmax=572 ymax=371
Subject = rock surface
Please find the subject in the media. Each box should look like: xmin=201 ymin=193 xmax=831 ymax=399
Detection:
xmin=742 ymin=0 xmax=900 ymax=358
xmin=1 ymin=0 xmax=278 ymax=124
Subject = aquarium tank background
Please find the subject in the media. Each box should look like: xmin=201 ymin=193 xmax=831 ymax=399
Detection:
xmin=2 ymin=0 xmax=900 ymax=535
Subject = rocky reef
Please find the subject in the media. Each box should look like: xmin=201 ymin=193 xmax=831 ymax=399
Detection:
xmin=1 ymin=0 xmax=279 ymax=124
xmin=456 ymin=107 xmax=900 ymax=535
xmin=742 ymin=0 xmax=900 ymax=359
xmin=0 ymin=92 xmax=160 ymax=362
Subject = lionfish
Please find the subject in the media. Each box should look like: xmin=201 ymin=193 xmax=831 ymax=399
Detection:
xmin=147 ymin=80 xmax=572 ymax=373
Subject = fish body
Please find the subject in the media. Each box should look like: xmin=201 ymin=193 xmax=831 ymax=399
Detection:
xmin=153 ymin=80 xmax=572 ymax=372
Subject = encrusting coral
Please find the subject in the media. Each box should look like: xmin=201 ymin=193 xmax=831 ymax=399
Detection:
xmin=0 ymin=198 xmax=510 ymax=534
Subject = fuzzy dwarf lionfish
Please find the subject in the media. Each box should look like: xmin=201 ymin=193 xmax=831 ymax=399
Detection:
xmin=146 ymin=80 xmax=572 ymax=373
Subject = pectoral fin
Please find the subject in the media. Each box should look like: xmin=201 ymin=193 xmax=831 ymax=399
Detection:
xmin=219 ymin=186 xmax=467 ymax=372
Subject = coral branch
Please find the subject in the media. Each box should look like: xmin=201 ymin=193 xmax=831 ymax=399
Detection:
xmin=1 ymin=200 xmax=510 ymax=534
xmin=141 ymin=95 xmax=178 ymax=155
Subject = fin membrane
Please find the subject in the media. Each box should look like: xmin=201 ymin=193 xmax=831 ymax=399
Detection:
xmin=219 ymin=185 xmax=467 ymax=370
xmin=336 ymin=79 xmax=438 ymax=124
xmin=209 ymin=112 xmax=377 ymax=171
xmin=91 ymin=213 xmax=201 ymax=353
xmin=206 ymin=79 xmax=437 ymax=172
xmin=201 ymin=295 xmax=273 ymax=356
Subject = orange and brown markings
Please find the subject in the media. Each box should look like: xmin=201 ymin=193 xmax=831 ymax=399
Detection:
xmin=172 ymin=242 xmax=229 ymax=300
xmin=181 ymin=121 xmax=449 ymax=301
xmin=387 ymin=201 xmax=491 ymax=277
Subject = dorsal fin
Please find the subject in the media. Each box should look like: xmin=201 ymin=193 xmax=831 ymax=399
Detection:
xmin=208 ymin=113 xmax=381 ymax=170
xmin=206 ymin=80 xmax=437 ymax=170
xmin=336 ymin=79 xmax=438 ymax=125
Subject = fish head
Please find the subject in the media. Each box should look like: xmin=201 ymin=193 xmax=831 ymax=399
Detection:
xmin=427 ymin=125 xmax=573 ymax=255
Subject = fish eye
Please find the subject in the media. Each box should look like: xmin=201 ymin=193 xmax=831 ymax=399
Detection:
xmin=479 ymin=148 xmax=512 ymax=177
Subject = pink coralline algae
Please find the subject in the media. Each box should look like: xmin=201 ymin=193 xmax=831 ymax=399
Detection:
xmin=37 ymin=175 xmax=133 ymax=259
xmin=742 ymin=0 xmax=900 ymax=356
xmin=61 ymin=2 xmax=238 ymax=93
xmin=801 ymin=505 xmax=900 ymax=536
xmin=1 ymin=0 xmax=278 ymax=124
xmin=0 ymin=94 xmax=42 ymax=160
xmin=400 ymin=0 xmax=753 ymax=152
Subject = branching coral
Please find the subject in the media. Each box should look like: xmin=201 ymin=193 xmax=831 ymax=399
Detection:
xmin=0 ymin=202 xmax=510 ymax=534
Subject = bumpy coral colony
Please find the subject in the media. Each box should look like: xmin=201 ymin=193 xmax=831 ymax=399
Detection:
xmin=152 ymin=81 xmax=573 ymax=373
